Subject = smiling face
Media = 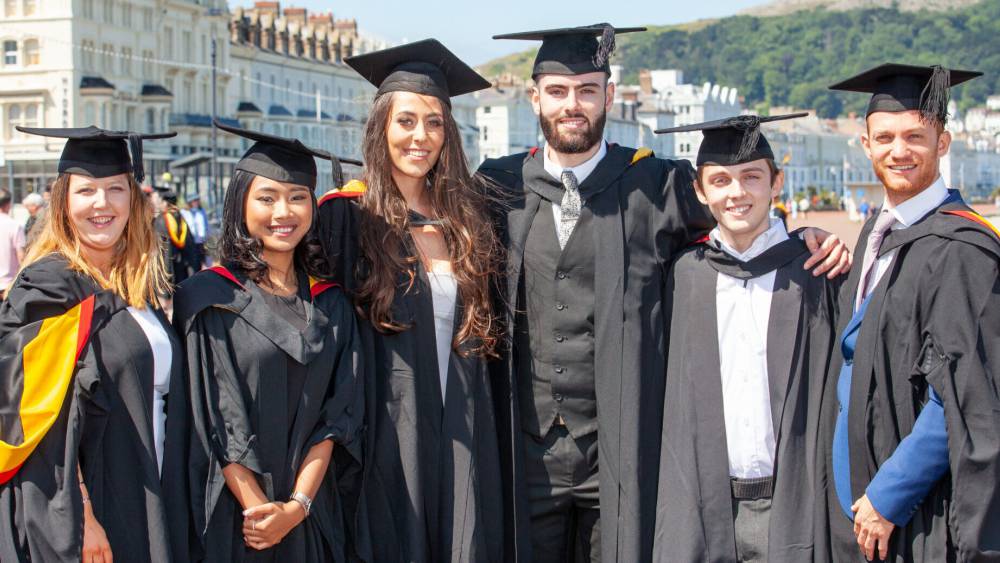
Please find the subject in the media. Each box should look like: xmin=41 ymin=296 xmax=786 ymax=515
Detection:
xmin=695 ymin=159 xmax=784 ymax=252
xmin=862 ymin=110 xmax=950 ymax=206
xmin=66 ymin=173 xmax=131 ymax=263
xmin=243 ymin=174 xmax=313 ymax=257
xmin=385 ymin=91 xmax=446 ymax=183
xmin=533 ymin=72 xmax=613 ymax=154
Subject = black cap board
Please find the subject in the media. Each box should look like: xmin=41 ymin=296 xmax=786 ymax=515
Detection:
xmin=15 ymin=126 xmax=176 ymax=184
xmin=655 ymin=113 xmax=808 ymax=166
xmin=214 ymin=119 xmax=362 ymax=189
xmin=828 ymin=63 xmax=982 ymax=124
xmin=493 ymin=24 xmax=645 ymax=78
xmin=345 ymin=39 xmax=491 ymax=106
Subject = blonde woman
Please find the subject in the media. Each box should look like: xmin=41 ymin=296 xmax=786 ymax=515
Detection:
xmin=0 ymin=127 xmax=181 ymax=563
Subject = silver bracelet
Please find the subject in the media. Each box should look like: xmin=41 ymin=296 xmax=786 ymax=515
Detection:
xmin=289 ymin=491 xmax=312 ymax=517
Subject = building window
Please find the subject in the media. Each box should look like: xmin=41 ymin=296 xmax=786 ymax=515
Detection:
xmin=483 ymin=106 xmax=491 ymax=114
xmin=145 ymin=108 xmax=155 ymax=131
xmin=23 ymin=0 xmax=35 ymax=15
xmin=182 ymin=31 xmax=191 ymax=63
xmin=482 ymin=125 xmax=488 ymax=141
xmin=3 ymin=40 xmax=17 ymax=65
xmin=142 ymin=49 xmax=153 ymax=76
xmin=164 ymin=27 xmax=174 ymax=59
xmin=4 ymin=0 xmax=15 ymax=17
xmin=23 ymin=38 xmax=38 ymax=65
xmin=82 ymin=0 xmax=94 ymax=18
xmin=84 ymin=102 xmax=97 ymax=126
xmin=102 ymin=43 xmax=113 ymax=72
xmin=125 ymin=106 xmax=135 ymax=130
xmin=121 ymin=4 xmax=131 ymax=27
xmin=102 ymin=0 xmax=112 ymax=23
xmin=25 ymin=104 xmax=38 ymax=128
xmin=120 ymin=47 xmax=131 ymax=76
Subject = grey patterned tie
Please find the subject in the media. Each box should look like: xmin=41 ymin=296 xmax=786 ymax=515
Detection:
xmin=854 ymin=208 xmax=897 ymax=310
xmin=558 ymin=170 xmax=581 ymax=249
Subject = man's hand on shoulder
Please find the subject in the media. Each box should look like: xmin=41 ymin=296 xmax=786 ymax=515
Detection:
xmin=801 ymin=228 xmax=852 ymax=278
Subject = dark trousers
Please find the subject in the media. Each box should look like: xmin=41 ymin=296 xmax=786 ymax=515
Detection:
xmin=524 ymin=425 xmax=600 ymax=563
xmin=731 ymin=497 xmax=771 ymax=562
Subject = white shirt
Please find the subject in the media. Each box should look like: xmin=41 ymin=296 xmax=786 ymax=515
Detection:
xmin=542 ymin=140 xmax=608 ymax=226
xmin=858 ymin=177 xmax=949 ymax=307
xmin=427 ymin=271 xmax=457 ymax=402
xmin=180 ymin=207 xmax=209 ymax=243
xmin=709 ymin=219 xmax=789 ymax=479
xmin=126 ymin=305 xmax=172 ymax=473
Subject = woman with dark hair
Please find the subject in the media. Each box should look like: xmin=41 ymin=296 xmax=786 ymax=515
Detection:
xmin=165 ymin=122 xmax=364 ymax=563
xmin=318 ymin=40 xmax=504 ymax=563
xmin=0 ymin=126 xmax=178 ymax=563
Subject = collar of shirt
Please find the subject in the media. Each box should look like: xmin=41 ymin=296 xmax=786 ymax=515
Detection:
xmin=709 ymin=218 xmax=790 ymax=263
xmin=542 ymin=139 xmax=608 ymax=185
xmin=883 ymin=176 xmax=949 ymax=230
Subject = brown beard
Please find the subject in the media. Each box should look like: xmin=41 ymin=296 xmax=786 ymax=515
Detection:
xmin=872 ymin=158 xmax=939 ymax=202
xmin=540 ymin=110 xmax=607 ymax=154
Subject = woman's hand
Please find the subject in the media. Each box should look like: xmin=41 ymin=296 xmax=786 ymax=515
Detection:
xmin=241 ymin=501 xmax=306 ymax=551
xmin=82 ymin=503 xmax=114 ymax=563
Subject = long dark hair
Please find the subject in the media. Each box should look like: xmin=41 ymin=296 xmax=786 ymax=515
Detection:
xmin=356 ymin=92 xmax=501 ymax=358
xmin=216 ymin=169 xmax=329 ymax=282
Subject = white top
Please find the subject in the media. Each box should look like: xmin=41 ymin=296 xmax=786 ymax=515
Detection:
xmin=126 ymin=305 xmax=172 ymax=473
xmin=857 ymin=177 xmax=949 ymax=308
xmin=427 ymin=271 xmax=457 ymax=402
xmin=542 ymin=140 xmax=608 ymax=226
xmin=709 ymin=218 xmax=789 ymax=479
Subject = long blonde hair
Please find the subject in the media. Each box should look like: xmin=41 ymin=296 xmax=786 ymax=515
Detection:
xmin=23 ymin=173 xmax=170 ymax=308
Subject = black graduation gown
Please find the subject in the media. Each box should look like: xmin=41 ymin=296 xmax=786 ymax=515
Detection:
xmin=0 ymin=253 xmax=182 ymax=562
xmin=477 ymin=145 xmax=714 ymax=563
xmin=315 ymin=196 xmax=505 ymax=563
xmin=826 ymin=196 xmax=1000 ymax=562
xmin=166 ymin=266 xmax=364 ymax=563
xmin=652 ymin=239 xmax=842 ymax=563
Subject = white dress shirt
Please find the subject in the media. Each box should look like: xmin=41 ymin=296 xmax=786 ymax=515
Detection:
xmin=858 ymin=177 xmax=949 ymax=306
xmin=542 ymin=140 xmax=608 ymax=226
xmin=126 ymin=305 xmax=172 ymax=473
xmin=709 ymin=219 xmax=789 ymax=479
xmin=427 ymin=271 xmax=457 ymax=402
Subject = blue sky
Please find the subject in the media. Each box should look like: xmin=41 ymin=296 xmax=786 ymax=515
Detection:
xmin=233 ymin=0 xmax=773 ymax=65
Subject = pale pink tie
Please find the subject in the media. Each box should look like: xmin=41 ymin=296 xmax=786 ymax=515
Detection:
xmin=855 ymin=209 xmax=897 ymax=310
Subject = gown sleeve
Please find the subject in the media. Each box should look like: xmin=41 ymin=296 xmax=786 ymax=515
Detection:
xmin=917 ymin=239 xmax=1000 ymax=560
xmin=306 ymin=290 xmax=365 ymax=463
xmin=658 ymin=159 xmax=714 ymax=262
xmin=177 ymin=305 xmax=265 ymax=545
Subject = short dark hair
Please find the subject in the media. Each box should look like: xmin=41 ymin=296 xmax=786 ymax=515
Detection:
xmin=215 ymin=169 xmax=330 ymax=283
xmin=0 ymin=189 xmax=11 ymax=208
xmin=695 ymin=159 xmax=781 ymax=188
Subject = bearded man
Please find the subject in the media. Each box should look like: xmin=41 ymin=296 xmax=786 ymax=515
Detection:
xmin=477 ymin=24 xmax=851 ymax=563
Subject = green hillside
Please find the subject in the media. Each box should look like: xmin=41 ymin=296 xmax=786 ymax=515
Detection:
xmin=480 ymin=2 xmax=1000 ymax=118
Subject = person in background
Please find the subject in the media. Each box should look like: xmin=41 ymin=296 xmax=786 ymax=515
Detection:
xmin=153 ymin=188 xmax=196 ymax=287
xmin=0 ymin=189 xmax=26 ymax=299
xmin=771 ymin=193 xmax=789 ymax=228
xmin=21 ymin=192 xmax=44 ymax=244
xmin=180 ymin=193 xmax=210 ymax=269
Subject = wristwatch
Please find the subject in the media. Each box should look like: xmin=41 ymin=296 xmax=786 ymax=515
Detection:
xmin=290 ymin=491 xmax=312 ymax=517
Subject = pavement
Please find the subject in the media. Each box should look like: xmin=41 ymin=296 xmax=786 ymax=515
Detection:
xmin=788 ymin=203 xmax=1000 ymax=252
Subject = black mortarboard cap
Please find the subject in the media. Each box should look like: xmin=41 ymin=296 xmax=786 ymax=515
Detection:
xmin=493 ymin=24 xmax=645 ymax=78
xmin=655 ymin=113 xmax=808 ymax=166
xmin=345 ymin=39 xmax=491 ymax=106
xmin=214 ymin=120 xmax=361 ymax=188
xmin=15 ymin=126 xmax=175 ymax=184
xmin=829 ymin=63 xmax=982 ymax=124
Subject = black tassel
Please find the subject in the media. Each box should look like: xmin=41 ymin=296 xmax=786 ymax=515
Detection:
xmin=128 ymin=133 xmax=145 ymax=184
xmin=731 ymin=115 xmax=762 ymax=163
xmin=331 ymin=156 xmax=344 ymax=189
xmin=920 ymin=65 xmax=950 ymax=125
xmin=592 ymin=23 xmax=616 ymax=70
